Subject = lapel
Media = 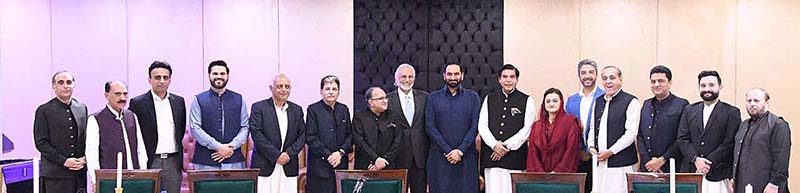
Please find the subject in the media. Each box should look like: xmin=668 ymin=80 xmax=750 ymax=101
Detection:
xmin=167 ymin=94 xmax=182 ymax=130
xmin=641 ymin=98 xmax=654 ymax=137
xmin=264 ymin=99 xmax=281 ymax=148
xmin=412 ymin=90 xmax=425 ymax=128
xmin=391 ymin=91 xmax=410 ymax=127
xmin=283 ymin=103 xmax=296 ymax=148
xmin=144 ymin=92 xmax=159 ymax=128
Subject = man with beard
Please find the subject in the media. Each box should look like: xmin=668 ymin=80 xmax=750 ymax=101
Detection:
xmin=190 ymin=60 xmax=249 ymax=170
xmin=477 ymin=64 xmax=534 ymax=193
xmin=636 ymin=65 xmax=688 ymax=173
xmin=678 ymin=70 xmax=741 ymax=193
xmin=732 ymin=88 xmax=790 ymax=193
xmin=587 ymin=66 xmax=640 ymax=193
xmin=34 ymin=71 xmax=88 ymax=193
xmin=565 ymin=59 xmax=605 ymax=193
xmin=249 ymin=74 xmax=306 ymax=193
xmin=305 ymin=75 xmax=352 ymax=193
xmin=425 ymin=63 xmax=481 ymax=193
xmin=86 ymin=81 xmax=148 ymax=187
xmin=386 ymin=64 xmax=429 ymax=193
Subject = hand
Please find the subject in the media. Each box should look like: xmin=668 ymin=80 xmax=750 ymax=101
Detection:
xmin=368 ymin=158 xmax=388 ymax=171
xmin=446 ymin=150 xmax=462 ymax=164
xmin=277 ymin=152 xmax=291 ymax=165
xmin=327 ymin=151 xmax=342 ymax=167
xmin=491 ymin=143 xmax=509 ymax=161
xmin=63 ymin=157 xmax=85 ymax=171
xmin=694 ymin=157 xmax=712 ymax=174
xmin=644 ymin=157 xmax=666 ymax=172
xmin=597 ymin=150 xmax=613 ymax=161
xmin=212 ymin=144 xmax=234 ymax=162
xmin=92 ymin=183 xmax=97 ymax=193
xmin=764 ymin=184 xmax=779 ymax=193
xmin=589 ymin=147 xmax=598 ymax=156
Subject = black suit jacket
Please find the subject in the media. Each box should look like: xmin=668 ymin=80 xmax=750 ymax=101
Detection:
xmin=387 ymin=89 xmax=429 ymax=168
xmin=34 ymin=98 xmax=88 ymax=178
xmin=677 ymin=100 xmax=741 ymax=181
xmin=128 ymin=91 xmax=187 ymax=167
xmin=248 ymin=98 xmax=306 ymax=177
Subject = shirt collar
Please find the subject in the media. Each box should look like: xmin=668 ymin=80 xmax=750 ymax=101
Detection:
xmin=444 ymin=85 xmax=463 ymax=96
xmin=398 ymin=89 xmax=414 ymax=99
xmin=151 ymin=90 xmax=170 ymax=102
xmin=604 ymin=89 xmax=621 ymax=100
xmin=273 ymin=99 xmax=288 ymax=112
xmin=704 ymin=100 xmax=718 ymax=108
xmin=578 ymin=86 xmax=599 ymax=98
xmin=502 ymin=88 xmax=517 ymax=97
xmin=106 ymin=104 xmax=124 ymax=119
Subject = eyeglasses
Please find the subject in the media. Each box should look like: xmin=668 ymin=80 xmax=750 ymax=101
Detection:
xmin=370 ymin=96 xmax=387 ymax=101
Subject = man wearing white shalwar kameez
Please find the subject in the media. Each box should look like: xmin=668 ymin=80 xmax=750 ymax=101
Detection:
xmin=588 ymin=66 xmax=640 ymax=193
xmin=249 ymin=75 xmax=306 ymax=193
xmin=478 ymin=64 xmax=535 ymax=193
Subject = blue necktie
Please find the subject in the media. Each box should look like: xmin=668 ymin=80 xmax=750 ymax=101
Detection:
xmin=404 ymin=96 xmax=414 ymax=125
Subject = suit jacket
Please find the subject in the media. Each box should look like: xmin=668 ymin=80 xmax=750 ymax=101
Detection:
xmin=249 ymin=98 xmax=306 ymax=177
xmin=128 ymin=91 xmax=187 ymax=167
xmin=732 ymin=112 xmax=791 ymax=193
xmin=677 ymin=100 xmax=741 ymax=181
xmin=33 ymin=98 xmax=88 ymax=178
xmin=352 ymin=108 xmax=403 ymax=170
xmin=636 ymin=93 xmax=688 ymax=172
xmin=387 ymin=89 xmax=429 ymax=168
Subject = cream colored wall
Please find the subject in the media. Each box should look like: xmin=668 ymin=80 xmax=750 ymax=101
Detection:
xmin=506 ymin=0 xmax=799 ymax=191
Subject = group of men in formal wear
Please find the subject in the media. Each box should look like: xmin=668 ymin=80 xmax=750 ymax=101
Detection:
xmin=33 ymin=59 xmax=790 ymax=193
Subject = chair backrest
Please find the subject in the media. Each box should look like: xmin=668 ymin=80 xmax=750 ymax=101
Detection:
xmin=626 ymin=172 xmax=703 ymax=193
xmin=94 ymin=169 xmax=161 ymax=193
xmin=186 ymin=169 xmax=259 ymax=193
xmin=335 ymin=169 xmax=407 ymax=193
xmin=511 ymin=172 xmax=586 ymax=193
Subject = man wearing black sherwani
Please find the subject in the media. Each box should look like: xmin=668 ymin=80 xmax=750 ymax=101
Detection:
xmin=732 ymin=88 xmax=791 ymax=193
xmin=352 ymin=87 xmax=402 ymax=171
xmin=34 ymin=71 xmax=88 ymax=193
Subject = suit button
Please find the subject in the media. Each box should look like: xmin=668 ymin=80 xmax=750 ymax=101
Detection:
xmin=648 ymin=126 xmax=651 ymax=129
xmin=740 ymin=140 xmax=743 ymax=143
xmin=647 ymin=137 xmax=650 ymax=140
xmin=71 ymin=153 xmax=75 ymax=156
xmin=67 ymin=110 xmax=70 ymax=113
xmin=70 ymin=127 xmax=73 ymax=130
xmin=648 ymin=149 xmax=651 ymax=152
xmin=504 ymin=99 xmax=508 ymax=103
xmin=701 ymin=142 xmax=705 ymax=145
xmin=700 ymin=154 xmax=704 ymax=157
xmin=501 ymin=115 xmax=506 ymax=119
xmin=68 ymin=117 xmax=72 ymax=121
xmin=499 ymin=131 xmax=504 ymax=135
xmin=503 ymin=107 xmax=507 ymax=111
xmin=71 ymin=145 xmax=74 ymax=148
xmin=70 ymin=135 xmax=74 ymax=139
xmin=500 ymin=123 xmax=505 ymax=127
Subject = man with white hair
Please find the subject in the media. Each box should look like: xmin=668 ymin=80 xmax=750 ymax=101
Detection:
xmin=387 ymin=63 xmax=429 ymax=193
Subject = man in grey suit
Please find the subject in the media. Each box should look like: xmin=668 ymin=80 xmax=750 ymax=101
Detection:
xmin=387 ymin=63 xmax=429 ymax=193
xmin=732 ymin=88 xmax=791 ymax=193
xmin=34 ymin=71 xmax=88 ymax=193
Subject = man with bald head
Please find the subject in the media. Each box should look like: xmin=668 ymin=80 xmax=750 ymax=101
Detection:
xmin=587 ymin=66 xmax=640 ymax=193
xmin=352 ymin=87 xmax=403 ymax=171
xmin=34 ymin=71 xmax=88 ymax=193
xmin=86 ymin=81 xmax=149 ymax=186
xmin=249 ymin=74 xmax=306 ymax=193
xmin=732 ymin=88 xmax=791 ymax=193
xmin=386 ymin=64 xmax=429 ymax=193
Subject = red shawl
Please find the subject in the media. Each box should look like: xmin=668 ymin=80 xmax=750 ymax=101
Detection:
xmin=526 ymin=93 xmax=582 ymax=172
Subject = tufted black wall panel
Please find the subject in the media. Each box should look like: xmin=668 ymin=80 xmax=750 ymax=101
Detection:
xmin=354 ymin=0 xmax=503 ymax=110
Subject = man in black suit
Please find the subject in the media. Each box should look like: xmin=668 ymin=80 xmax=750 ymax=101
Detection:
xmin=306 ymin=75 xmax=352 ymax=193
xmin=353 ymin=87 xmax=403 ymax=171
xmin=128 ymin=61 xmax=187 ymax=193
xmin=249 ymin=74 xmax=306 ymax=193
xmin=678 ymin=70 xmax=741 ymax=193
xmin=387 ymin=64 xmax=429 ymax=193
xmin=34 ymin=71 xmax=88 ymax=193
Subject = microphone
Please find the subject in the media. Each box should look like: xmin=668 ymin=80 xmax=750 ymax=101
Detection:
xmin=352 ymin=177 xmax=367 ymax=193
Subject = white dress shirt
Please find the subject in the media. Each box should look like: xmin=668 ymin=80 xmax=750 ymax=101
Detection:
xmin=398 ymin=90 xmax=415 ymax=125
xmin=587 ymin=91 xmax=641 ymax=154
xmin=152 ymin=91 xmax=177 ymax=154
xmin=702 ymin=100 xmax=718 ymax=129
xmin=86 ymin=105 xmax=148 ymax=184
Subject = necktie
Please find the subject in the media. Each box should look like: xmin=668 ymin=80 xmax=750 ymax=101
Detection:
xmin=404 ymin=96 xmax=414 ymax=125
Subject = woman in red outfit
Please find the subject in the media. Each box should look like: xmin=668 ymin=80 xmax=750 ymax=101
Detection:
xmin=526 ymin=88 xmax=582 ymax=172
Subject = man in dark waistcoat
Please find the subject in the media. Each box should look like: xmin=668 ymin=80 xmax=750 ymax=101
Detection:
xmin=477 ymin=64 xmax=534 ymax=193
xmin=86 ymin=81 xmax=148 ymax=189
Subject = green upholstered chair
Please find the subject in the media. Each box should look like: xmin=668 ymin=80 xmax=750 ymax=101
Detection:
xmin=187 ymin=169 xmax=259 ymax=193
xmin=335 ymin=169 xmax=407 ymax=193
xmin=626 ymin=172 xmax=703 ymax=193
xmin=94 ymin=169 xmax=161 ymax=193
xmin=511 ymin=172 xmax=586 ymax=193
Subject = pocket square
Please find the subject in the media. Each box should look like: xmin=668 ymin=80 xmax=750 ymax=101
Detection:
xmin=511 ymin=108 xmax=521 ymax=116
